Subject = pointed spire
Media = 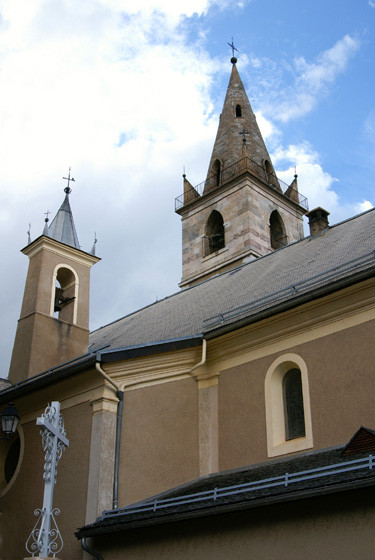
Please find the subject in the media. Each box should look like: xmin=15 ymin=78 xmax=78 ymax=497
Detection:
xmin=285 ymin=169 xmax=300 ymax=204
xmin=48 ymin=175 xmax=80 ymax=249
xmin=183 ymin=173 xmax=200 ymax=205
xmin=206 ymin=58 xmax=278 ymax=189
xmin=43 ymin=212 xmax=50 ymax=236
xmin=90 ymin=232 xmax=97 ymax=256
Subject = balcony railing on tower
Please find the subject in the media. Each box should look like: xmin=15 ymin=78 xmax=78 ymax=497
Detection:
xmin=175 ymin=156 xmax=308 ymax=212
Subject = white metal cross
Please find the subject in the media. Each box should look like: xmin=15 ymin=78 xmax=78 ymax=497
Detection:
xmin=26 ymin=401 xmax=69 ymax=557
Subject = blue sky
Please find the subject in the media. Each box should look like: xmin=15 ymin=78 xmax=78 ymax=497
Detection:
xmin=0 ymin=0 xmax=374 ymax=375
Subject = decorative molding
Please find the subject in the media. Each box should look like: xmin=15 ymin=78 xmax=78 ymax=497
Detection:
xmin=103 ymin=347 xmax=202 ymax=390
xmin=206 ymin=279 xmax=375 ymax=371
xmin=264 ymin=353 xmax=313 ymax=457
xmin=22 ymin=235 xmax=100 ymax=268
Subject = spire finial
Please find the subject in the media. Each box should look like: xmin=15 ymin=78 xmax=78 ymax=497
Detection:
xmin=27 ymin=223 xmax=32 ymax=244
xmin=227 ymin=37 xmax=238 ymax=64
xmin=183 ymin=165 xmax=186 ymax=179
xmin=294 ymin=165 xmax=298 ymax=179
xmin=43 ymin=211 xmax=50 ymax=236
xmin=62 ymin=167 xmax=75 ymax=194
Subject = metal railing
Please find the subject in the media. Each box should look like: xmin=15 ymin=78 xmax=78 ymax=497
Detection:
xmin=101 ymin=453 xmax=375 ymax=519
xmin=175 ymin=157 xmax=308 ymax=211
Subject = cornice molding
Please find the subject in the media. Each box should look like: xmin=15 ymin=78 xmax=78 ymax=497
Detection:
xmin=206 ymin=278 xmax=375 ymax=370
xmin=22 ymin=235 xmax=100 ymax=267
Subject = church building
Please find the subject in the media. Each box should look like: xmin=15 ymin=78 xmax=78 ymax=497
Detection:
xmin=1 ymin=56 xmax=375 ymax=560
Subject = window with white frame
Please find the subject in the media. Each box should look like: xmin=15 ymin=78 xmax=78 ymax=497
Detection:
xmin=265 ymin=354 xmax=313 ymax=457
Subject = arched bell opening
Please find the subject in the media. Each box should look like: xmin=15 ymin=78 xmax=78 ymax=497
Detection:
xmin=204 ymin=210 xmax=225 ymax=256
xmin=51 ymin=265 xmax=78 ymax=323
xmin=270 ymin=210 xmax=287 ymax=250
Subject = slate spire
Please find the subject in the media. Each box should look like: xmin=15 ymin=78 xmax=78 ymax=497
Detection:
xmin=47 ymin=187 xmax=80 ymax=249
xmin=206 ymin=58 xmax=276 ymax=183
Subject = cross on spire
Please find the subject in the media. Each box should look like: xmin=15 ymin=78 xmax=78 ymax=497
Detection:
xmin=62 ymin=167 xmax=75 ymax=194
xmin=239 ymin=128 xmax=249 ymax=143
xmin=44 ymin=210 xmax=50 ymax=223
xmin=227 ymin=38 xmax=238 ymax=62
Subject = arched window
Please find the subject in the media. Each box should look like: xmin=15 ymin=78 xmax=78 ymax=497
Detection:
xmin=265 ymin=354 xmax=313 ymax=457
xmin=212 ymin=159 xmax=221 ymax=187
xmin=283 ymin=368 xmax=306 ymax=440
xmin=205 ymin=210 xmax=225 ymax=256
xmin=51 ymin=265 xmax=78 ymax=324
xmin=235 ymin=104 xmax=242 ymax=117
xmin=270 ymin=210 xmax=287 ymax=249
xmin=265 ymin=160 xmax=272 ymax=174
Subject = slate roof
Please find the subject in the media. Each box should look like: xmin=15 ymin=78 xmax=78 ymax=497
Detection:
xmin=90 ymin=208 xmax=375 ymax=353
xmin=76 ymin=437 xmax=375 ymax=538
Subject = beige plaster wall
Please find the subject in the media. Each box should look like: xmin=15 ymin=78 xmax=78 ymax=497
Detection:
xmin=91 ymin=488 xmax=375 ymax=560
xmin=218 ymin=319 xmax=375 ymax=471
xmin=0 ymin=394 xmax=93 ymax=560
xmin=119 ymin=377 xmax=199 ymax=505
xmin=9 ymin=313 xmax=89 ymax=382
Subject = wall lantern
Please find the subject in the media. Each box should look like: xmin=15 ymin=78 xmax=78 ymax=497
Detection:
xmin=0 ymin=403 xmax=19 ymax=439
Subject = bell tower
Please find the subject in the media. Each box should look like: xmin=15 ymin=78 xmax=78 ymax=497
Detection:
xmin=175 ymin=55 xmax=308 ymax=288
xmin=8 ymin=179 xmax=99 ymax=383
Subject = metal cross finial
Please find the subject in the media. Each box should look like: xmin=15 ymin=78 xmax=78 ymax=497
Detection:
xmin=62 ymin=167 xmax=75 ymax=194
xmin=239 ymin=128 xmax=249 ymax=142
xmin=227 ymin=38 xmax=238 ymax=59
xmin=27 ymin=223 xmax=32 ymax=244
xmin=44 ymin=210 xmax=51 ymax=223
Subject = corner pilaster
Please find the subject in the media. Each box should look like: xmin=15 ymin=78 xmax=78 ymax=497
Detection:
xmin=85 ymin=391 xmax=118 ymax=524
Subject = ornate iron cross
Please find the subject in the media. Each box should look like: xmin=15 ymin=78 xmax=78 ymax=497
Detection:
xmin=26 ymin=401 xmax=69 ymax=557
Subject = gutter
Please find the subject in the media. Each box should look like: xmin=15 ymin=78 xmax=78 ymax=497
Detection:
xmin=203 ymin=266 xmax=375 ymax=340
xmin=0 ymin=336 xmax=204 ymax=404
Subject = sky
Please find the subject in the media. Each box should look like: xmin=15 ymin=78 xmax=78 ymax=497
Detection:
xmin=1 ymin=0 xmax=374 ymax=377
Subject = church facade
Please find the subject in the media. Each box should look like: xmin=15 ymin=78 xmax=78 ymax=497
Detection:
xmin=1 ymin=58 xmax=375 ymax=560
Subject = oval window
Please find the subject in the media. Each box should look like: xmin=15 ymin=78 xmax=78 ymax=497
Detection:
xmin=0 ymin=429 xmax=23 ymax=496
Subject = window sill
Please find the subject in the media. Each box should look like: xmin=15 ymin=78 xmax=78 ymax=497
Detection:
xmin=268 ymin=435 xmax=313 ymax=458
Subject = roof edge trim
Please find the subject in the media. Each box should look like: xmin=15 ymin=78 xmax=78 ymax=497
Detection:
xmin=97 ymin=335 xmax=204 ymax=363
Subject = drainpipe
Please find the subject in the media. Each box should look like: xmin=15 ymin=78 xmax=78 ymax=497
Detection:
xmin=95 ymin=361 xmax=124 ymax=510
xmin=190 ymin=338 xmax=207 ymax=376
xmin=81 ymin=536 xmax=104 ymax=560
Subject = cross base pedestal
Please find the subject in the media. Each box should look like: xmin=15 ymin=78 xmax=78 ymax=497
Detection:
xmin=24 ymin=557 xmax=62 ymax=560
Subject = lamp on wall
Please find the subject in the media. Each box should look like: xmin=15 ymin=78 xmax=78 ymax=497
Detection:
xmin=0 ymin=403 xmax=19 ymax=439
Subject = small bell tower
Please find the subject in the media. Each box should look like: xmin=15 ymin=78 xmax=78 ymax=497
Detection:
xmin=176 ymin=52 xmax=308 ymax=288
xmin=8 ymin=173 xmax=100 ymax=383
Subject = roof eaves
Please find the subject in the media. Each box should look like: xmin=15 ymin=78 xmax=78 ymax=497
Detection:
xmin=76 ymin=465 xmax=375 ymax=539
xmin=97 ymin=335 xmax=204 ymax=363
xmin=0 ymin=352 xmax=98 ymax=404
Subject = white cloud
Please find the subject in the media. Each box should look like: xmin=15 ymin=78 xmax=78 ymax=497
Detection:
xmin=261 ymin=35 xmax=361 ymax=122
xmin=369 ymin=0 xmax=375 ymax=7
xmin=272 ymin=143 xmax=339 ymax=213
xmin=353 ymin=200 xmax=373 ymax=213
xmin=0 ymin=0 xmax=227 ymax=375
